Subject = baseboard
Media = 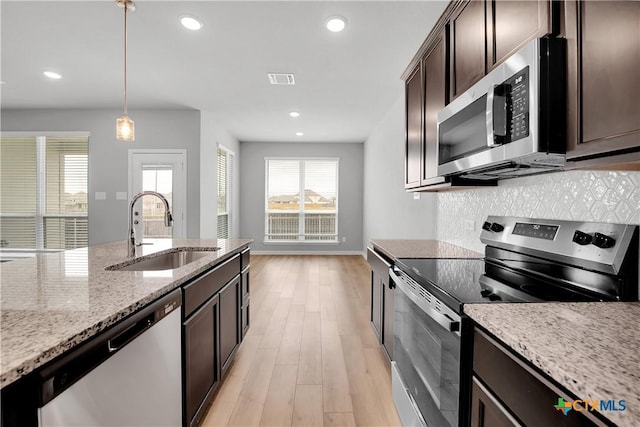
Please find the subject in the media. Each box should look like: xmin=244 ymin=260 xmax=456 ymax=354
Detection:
xmin=251 ymin=250 xmax=367 ymax=256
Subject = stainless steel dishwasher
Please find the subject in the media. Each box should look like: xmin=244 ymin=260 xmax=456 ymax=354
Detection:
xmin=38 ymin=289 xmax=182 ymax=427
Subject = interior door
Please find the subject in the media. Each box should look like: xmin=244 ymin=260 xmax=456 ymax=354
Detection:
xmin=129 ymin=150 xmax=186 ymax=240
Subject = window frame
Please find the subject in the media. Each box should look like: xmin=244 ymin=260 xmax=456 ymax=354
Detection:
xmin=0 ymin=131 xmax=89 ymax=251
xmin=264 ymin=157 xmax=339 ymax=244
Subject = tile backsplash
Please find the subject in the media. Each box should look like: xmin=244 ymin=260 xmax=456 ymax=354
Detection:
xmin=436 ymin=170 xmax=640 ymax=253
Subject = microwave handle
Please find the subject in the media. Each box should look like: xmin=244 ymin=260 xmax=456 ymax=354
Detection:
xmin=486 ymin=84 xmax=507 ymax=147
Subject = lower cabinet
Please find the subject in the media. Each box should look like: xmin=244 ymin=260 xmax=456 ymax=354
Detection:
xmin=219 ymin=275 xmax=241 ymax=378
xmin=367 ymin=248 xmax=393 ymax=361
xmin=472 ymin=327 xmax=604 ymax=427
xmin=181 ymin=249 xmax=250 ymax=427
xmin=184 ymin=295 xmax=220 ymax=427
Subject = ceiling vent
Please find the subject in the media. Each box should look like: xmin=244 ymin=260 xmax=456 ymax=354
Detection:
xmin=268 ymin=73 xmax=296 ymax=85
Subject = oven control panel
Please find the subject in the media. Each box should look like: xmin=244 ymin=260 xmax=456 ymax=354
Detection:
xmin=480 ymin=216 xmax=638 ymax=275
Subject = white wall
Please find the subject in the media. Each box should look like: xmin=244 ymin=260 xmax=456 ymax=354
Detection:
xmin=362 ymin=94 xmax=437 ymax=249
xmin=200 ymin=112 xmax=241 ymax=239
xmin=239 ymin=141 xmax=364 ymax=254
xmin=1 ymin=109 xmax=201 ymax=245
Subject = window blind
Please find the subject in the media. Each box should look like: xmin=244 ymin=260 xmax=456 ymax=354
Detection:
xmin=0 ymin=135 xmax=88 ymax=250
xmin=265 ymin=158 xmax=338 ymax=242
xmin=217 ymin=147 xmax=233 ymax=239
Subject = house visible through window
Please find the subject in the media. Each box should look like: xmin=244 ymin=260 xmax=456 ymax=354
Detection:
xmin=217 ymin=146 xmax=233 ymax=239
xmin=265 ymin=158 xmax=339 ymax=243
xmin=0 ymin=134 xmax=89 ymax=250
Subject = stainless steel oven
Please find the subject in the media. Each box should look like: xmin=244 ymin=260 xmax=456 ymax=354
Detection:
xmin=389 ymin=216 xmax=639 ymax=427
xmin=389 ymin=268 xmax=468 ymax=427
xmin=437 ymin=38 xmax=566 ymax=180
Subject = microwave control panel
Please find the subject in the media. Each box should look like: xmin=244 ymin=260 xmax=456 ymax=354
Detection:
xmin=504 ymin=66 xmax=530 ymax=142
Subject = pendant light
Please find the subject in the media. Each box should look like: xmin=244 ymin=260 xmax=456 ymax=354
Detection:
xmin=116 ymin=0 xmax=135 ymax=141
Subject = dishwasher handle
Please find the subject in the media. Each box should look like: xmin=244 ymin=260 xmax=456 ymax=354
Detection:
xmin=107 ymin=314 xmax=154 ymax=353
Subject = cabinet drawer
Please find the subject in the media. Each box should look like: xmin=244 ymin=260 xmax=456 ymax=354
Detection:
xmin=240 ymin=248 xmax=250 ymax=270
xmin=473 ymin=328 xmax=602 ymax=427
xmin=183 ymin=254 xmax=241 ymax=318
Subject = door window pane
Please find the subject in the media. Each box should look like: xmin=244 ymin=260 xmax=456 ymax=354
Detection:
xmin=141 ymin=167 xmax=173 ymax=238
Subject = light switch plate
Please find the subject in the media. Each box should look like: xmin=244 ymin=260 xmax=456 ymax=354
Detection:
xmin=95 ymin=192 xmax=106 ymax=200
xmin=413 ymin=193 xmax=420 ymax=200
xmin=116 ymin=192 xmax=128 ymax=200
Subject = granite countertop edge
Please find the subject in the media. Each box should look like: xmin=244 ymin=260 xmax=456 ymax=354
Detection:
xmin=0 ymin=238 xmax=253 ymax=388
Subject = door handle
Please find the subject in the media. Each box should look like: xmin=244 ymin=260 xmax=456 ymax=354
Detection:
xmin=486 ymin=84 xmax=507 ymax=147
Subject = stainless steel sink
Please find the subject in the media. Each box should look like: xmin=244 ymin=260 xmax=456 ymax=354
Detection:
xmin=107 ymin=249 xmax=219 ymax=271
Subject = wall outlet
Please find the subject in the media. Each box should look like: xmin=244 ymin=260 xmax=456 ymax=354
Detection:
xmin=342 ymin=236 xmax=346 ymax=243
xmin=95 ymin=192 xmax=106 ymax=200
xmin=413 ymin=192 xmax=421 ymax=200
xmin=463 ymin=220 xmax=475 ymax=232
xmin=116 ymin=192 xmax=128 ymax=200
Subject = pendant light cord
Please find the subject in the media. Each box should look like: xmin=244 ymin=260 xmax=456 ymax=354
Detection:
xmin=123 ymin=1 xmax=128 ymax=116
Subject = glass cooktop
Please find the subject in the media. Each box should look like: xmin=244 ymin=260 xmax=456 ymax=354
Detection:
xmin=395 ymin=257 xmax=607 ymax=314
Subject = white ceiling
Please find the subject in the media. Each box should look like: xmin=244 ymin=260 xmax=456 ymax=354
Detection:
xmin=1 ymin=1 xmax=447 ymax=143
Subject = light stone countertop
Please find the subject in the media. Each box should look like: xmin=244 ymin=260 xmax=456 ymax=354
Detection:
xmin=0 ymin=238 xmax=252 ymax=389
xmin=465 ymin=302 xmax=640 ymax=427
xmin=370 ymin=239 xmax=483 ymax=260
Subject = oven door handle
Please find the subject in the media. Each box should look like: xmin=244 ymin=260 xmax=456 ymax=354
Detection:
xmin=390 ymin=268 xmax=461 ymax=334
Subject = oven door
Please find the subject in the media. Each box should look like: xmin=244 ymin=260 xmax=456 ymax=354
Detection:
xmin=390 ymin=268 xmax=462 ymax=427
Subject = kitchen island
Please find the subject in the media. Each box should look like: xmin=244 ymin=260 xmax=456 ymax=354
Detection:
xmin=465 ymin=302 xmax=640 ymax=427
xmin=0 ymin=238 xmax=252 ymax=389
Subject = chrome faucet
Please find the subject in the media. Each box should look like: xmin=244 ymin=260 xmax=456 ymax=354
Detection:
xmin=128 ymin=191 xmax=173 ymax=257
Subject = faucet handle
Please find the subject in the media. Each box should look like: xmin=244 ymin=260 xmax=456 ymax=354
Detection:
xmin=164 ymin=211 xmax=174 ymax=227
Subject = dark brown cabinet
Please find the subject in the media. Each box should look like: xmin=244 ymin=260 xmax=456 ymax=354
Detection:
xmin=367 ymin=248 xmax=393 ymax=360
xmin=473 ymin=328 xmax=602 ymax=427
xmin=405 ymin=63 xmax=423 ymax=189
xmin=184 ymin=294 xmax=219 ymax=427
xmin=240 ymin=248 xmax=251 ymax=340
xmin=487 ymin=0 xmax=555 ymax=71
xmin=565 ymin=0 xmax=640 ymax=166
xmin=219 ymin=275 xmax=241 ymax=378
xmin=181 ymin=249 xmax=249 ymax=427
xmin=470 ymin=377 xmax=519 ymax=427
xmin=422 ymin=31 xmax=448 ymax=186
xmin=449 ymin=0 xmax=486 ymax=99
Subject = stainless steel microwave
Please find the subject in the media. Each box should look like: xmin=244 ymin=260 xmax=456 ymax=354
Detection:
xmin=437 ymin=38 xmax=566 ymax=180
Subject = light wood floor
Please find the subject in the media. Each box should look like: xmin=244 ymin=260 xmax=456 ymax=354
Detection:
xmin=201 ymin=255 xmax=401 ymax=427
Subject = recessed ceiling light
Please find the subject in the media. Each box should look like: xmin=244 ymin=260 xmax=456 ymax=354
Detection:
xmin=44 ymin=71 xmax=62 ymax=80
xmin=180 ymin=15 xmax=203 ymax=31
xmin=296 ymin=132 xmax=304 ymax=136
xmin=289 ymin=111 xmax=300 ymax=118
xmin=325 ymin=16 xmax=347 ymax=32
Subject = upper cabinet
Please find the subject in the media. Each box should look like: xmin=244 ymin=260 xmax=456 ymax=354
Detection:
xmin=487 ymin=0 xmax=556 ymax=70
xmin=404 ymin=63 xmax=423 ymax=189
xmin=565 ymin=0 xmax=640 ymax=168
xmin=402 ymin=0 xmax=638 ymax=192
xmin=449 ymin=0 xmax=486 ymax=100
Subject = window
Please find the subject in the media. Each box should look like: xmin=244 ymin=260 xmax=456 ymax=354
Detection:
xmin=265 ymin=158 xmax=339 ymax=243
xmin=0 ymin=134 xmax=88 ymax=250
xmin=217 ymin=146 xmax=233 ymax=239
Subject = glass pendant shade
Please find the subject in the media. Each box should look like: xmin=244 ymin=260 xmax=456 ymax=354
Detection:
xmin=116 ymin=115 xmax=135 ymax=141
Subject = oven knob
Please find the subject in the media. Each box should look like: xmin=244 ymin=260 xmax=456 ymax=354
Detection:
xmin=482 ymin=221 xmax=492 ymax=231
xmin=490 ymin=223 xmax=505 ymax=232
xmin=572 ymin=230 xmax=593 ymax=245
xmin=480 ymin=289 xmax=492 ymax=297
xmin=592 ymin=232 xmax=616 ymax=249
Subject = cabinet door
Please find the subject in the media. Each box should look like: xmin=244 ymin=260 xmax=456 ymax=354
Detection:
xmin=381 ymin=276 xmax=394 ymax=360
xmin=241 ymin=267 xmax=250 ymax=340
xmin=449 ymin=0 xmax=486 ymax=99
xmin=405 ymin=63 xmax=423 ymax=189
xmin=470 ymin=377 xmax=519 ymax=427
xmin=487 ymin=0 xmax=555 ymax=71
xmin=422 ymin=32 xmax=448 ymax=186
xmin=219 ymin=275 xmax=241 ymax=377
xmin=370 ymin=271 xmax=383 ymax=340
xmin=184 ymin=295 xmax=219 ymax=427
xmin=566 ymin=1 xmax=640 ymax=161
